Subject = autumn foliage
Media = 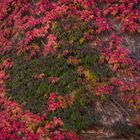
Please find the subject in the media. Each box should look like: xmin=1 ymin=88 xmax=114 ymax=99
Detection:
xmin=0 ymin=0 xmax=140 ymax=139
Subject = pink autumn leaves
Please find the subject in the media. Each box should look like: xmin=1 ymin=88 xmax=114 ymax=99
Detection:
xmin=100 ymin=34 xmax=136 ymax=73
xmin=98 ymin=33 xmax=139 ymax=109
xmin=0 ymin=65 xmax=79 ymax=139
xmin=0 ymin=95 xmax=79 ymax=140
xmin=44 ymin=34 xmax=58 ymax=56
xmin=47 ymin=92 xmax=75 ymax=112
xmin=47 ymin=92 xmax=63 ymax=112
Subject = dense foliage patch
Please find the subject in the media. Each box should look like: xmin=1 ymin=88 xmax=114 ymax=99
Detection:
xmin=0 ymin=0 xmax=140 ymax=139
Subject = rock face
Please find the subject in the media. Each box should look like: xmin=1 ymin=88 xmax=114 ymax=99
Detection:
xmin=80 ymin=95 xmax=140 ymax=140
xmin=80 ymin=134 xmax=137 ymax=140
xmin=94 ymin=101 xmax=130 ymax=127
xmin=110 ymin=19 xmax=140 ymax=60
xmin=80 ymin=122 xmax=140 ymax=140
xmin=123 ymin=34 xmax=140 ymax=60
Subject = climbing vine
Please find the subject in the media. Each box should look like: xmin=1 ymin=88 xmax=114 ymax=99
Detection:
xmin=0 ymin=0 xmax=140 ymax=139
